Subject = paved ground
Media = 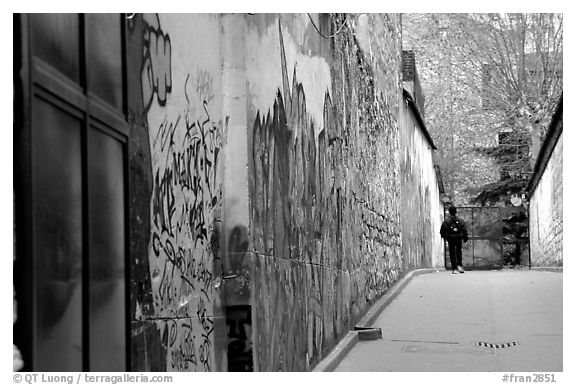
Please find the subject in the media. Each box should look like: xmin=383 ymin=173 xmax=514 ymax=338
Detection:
xmin=334 ymin=269 xmax=562 ymax=372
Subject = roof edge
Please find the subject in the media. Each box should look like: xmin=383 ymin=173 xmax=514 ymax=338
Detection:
xmin=402 ymin=88 xmax=437 ymax=150
xmin=526 ymin=95 xmax=563 ymax=196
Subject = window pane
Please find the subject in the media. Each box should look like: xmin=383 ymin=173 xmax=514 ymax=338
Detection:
xmin=86 ymin=14 xmax=124 ymax=110
xmin=31 ymin=13 xmax=81 ymax=82
xmin=32 ymin=98 xmax=83 ymax=371
xmin=88 ymin=127 xmax=126 ymax=371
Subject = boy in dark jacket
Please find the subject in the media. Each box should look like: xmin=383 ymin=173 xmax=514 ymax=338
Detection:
xmin=440 ymin=206 xmax=468 ymax=274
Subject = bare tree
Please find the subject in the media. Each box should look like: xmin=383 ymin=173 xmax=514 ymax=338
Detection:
xmin=402 ymin=13 xmax=562 ymax=205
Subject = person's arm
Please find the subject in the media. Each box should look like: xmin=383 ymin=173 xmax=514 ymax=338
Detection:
xmin=461 ymin=218 xmax=469 ymax=243
xmin=440 ymin=221 xmax=447 ymax=239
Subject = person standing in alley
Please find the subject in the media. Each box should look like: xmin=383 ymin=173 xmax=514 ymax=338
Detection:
xmin=440 ymin=205 xmax=468 ymax=274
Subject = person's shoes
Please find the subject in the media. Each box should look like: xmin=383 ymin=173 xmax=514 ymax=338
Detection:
xmin=458 ymin=266 xmax=465 ymax=274
xmin=452 ymin=270 xmax=459 ymax=274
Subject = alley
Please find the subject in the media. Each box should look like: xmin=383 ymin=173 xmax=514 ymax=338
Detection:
xmin=13 ymin=13 xmax=563 ymax=373
xmin=333 ymin=270 xmax=562 ymax=372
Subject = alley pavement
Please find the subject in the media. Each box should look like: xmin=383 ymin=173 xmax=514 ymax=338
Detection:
xmin=333 ymin=269 xmax=562 ymax=372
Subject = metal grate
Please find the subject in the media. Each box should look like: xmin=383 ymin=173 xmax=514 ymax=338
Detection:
xmin=475 ymin=341 xmax=519 ymax=349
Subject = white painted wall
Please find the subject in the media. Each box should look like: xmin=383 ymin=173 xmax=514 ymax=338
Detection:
xmin=529 ymin=133 xmax=563 ymax=267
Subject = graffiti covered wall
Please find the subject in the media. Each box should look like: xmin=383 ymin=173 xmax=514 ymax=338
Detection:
xmin=246 ymin=14 xmax=404 ymax=371
xmin=127 ymin=13 xmax=439 ymax=372
xmin=129 ymin=14 xmax=227 ymax=372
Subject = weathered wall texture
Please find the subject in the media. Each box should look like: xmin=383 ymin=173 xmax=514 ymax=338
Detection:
xmin=246 ymin=14 xmax=404 ymax=371
xmin=129 ymin=13 xmax=227 ymax=372
xmin=529 ymin=132 xmax=563 ymax=267
xmin=399 ymin=99 xmax=444 ymax=268
xmin=128 ymin=13 xmax=439 ymax=372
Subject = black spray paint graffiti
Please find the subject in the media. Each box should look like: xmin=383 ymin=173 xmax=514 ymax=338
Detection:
xmin=196 ymin=296 xmax=214 ymax=371
xmin=139 ymin=14 xmax=224 ymax=372
xmin=165 ymin=320 xmax=197 ymax=371
xmin=162 ymin=303 xmax=215 ymax=372
xmin=150 ymin=101 xmax=224 ymax=243
xmin=149 ymin=94 xmax=225 ymax=313
xmin=149 ymin=86 xmax=224 ymax=371
xmin=142 ymin=13 xmax=172 ymax=113
xmin=130 ymin=13 xmax=173 ymax=371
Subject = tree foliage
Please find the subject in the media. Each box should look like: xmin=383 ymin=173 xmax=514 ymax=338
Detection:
xmin=402 ymin=13 xmax=563 ymax=206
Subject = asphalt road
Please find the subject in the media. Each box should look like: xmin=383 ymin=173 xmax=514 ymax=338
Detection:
xmin=334 ymin=269 xmax=562 ymax=372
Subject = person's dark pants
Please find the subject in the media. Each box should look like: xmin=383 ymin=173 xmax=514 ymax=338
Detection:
xmin=447 ymin=237 xmax=463 ymax=270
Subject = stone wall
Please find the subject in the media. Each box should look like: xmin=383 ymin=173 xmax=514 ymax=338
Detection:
xmin=529 ymin=132 xmax=563 ymax=267
xmin=127 ymin=13 xmax=439 ymax=372
xmin=246 ymin=14 xmax=404 ymax=371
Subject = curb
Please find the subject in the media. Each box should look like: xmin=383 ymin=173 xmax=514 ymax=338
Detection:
xmin=356 ymin=268 xmax=439 ymax=328
xmin=311 ymin=329 xmax=359 ymax=372
xmin=312 ymin=267 xmax=439 ymax=372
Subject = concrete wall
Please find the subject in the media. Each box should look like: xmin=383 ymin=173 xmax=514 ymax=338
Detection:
xmin=529 ymin=132 xmax=563 ymax=267
xmin=398 ymin=97 xmax=444 ymax=269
